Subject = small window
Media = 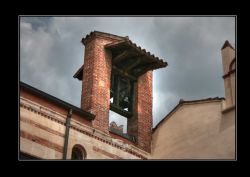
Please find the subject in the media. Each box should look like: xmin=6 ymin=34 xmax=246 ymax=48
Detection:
xmin=71 ymin=144 xmax=86 ymax=160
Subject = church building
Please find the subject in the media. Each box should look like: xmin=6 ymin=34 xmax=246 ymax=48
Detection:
xmin=20 ymin=31 xmax=235 ymax=160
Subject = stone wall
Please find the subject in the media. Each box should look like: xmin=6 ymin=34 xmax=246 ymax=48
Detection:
xmin=20 ymin=94 xmax=149 ymax=159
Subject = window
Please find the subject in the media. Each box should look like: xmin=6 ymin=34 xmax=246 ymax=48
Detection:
xmin=71 ymin=144 xmax=86 ymax=160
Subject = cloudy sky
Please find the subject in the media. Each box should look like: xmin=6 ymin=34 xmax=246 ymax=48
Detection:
xmin=20 ymin=16 xmax=235 ymax=130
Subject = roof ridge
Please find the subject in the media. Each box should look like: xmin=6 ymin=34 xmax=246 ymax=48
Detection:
xmin=81 ymin=31 xmax=127 ymax=45
xmin=221 ymin=40 xmax=235 ymax=50
xmin=152 ymin=97 xmax=224 ymax=132
xmin=180 ymin=97 xmax=225 ymax=103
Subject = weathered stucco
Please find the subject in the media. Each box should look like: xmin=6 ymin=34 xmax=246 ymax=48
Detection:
xmin=151 ymin=100 xmax=235 ymax=159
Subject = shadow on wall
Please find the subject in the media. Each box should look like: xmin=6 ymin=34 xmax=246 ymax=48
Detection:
xmin=219 ymin=110 xmax=235 ymax=132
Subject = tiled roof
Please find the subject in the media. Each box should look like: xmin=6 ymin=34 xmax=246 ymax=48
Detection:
xmin=105 ymin=39 xmax=167 ymax=70
xmin=81 ymin=31 xmax=128 ymax=45
xmin=74 ymin=31 xmax=167 ymax=80
xmin=73 ymin=65 xmax=84 ymax=80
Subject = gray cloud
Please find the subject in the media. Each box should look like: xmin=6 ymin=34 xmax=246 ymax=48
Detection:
xmin=150 ymin=17 xmax=235 ymax=125
xmin=20 ymin=16 xmax=235 ymax=129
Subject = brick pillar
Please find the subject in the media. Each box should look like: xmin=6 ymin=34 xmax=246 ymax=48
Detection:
xmin=128 ymin=71 xmax=153 ymax=152
xmin=81 ymin=36 xmax=113 ymax=134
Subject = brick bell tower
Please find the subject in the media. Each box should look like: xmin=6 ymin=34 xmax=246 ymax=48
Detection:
xmin=74 ymin=31 xmax=167 ymax=152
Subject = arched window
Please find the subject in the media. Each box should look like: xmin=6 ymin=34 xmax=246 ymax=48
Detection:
xmin=71 ymin=144 xmax=86 ymax=160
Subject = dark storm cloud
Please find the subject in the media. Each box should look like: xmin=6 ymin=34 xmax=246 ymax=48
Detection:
xmin=20 ymin=18 xmax=83 ymax=107
xmin=149 ymin=17 xmax=235 ymax=125
xmin=21 ymin=17 xmax=52 ymax=30
xmin=20 ymin=16 xmax=235 ymax=128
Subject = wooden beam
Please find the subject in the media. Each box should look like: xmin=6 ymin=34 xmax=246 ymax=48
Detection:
xmin=113 ymin=50 xmax=130 ymax=64
xmin=113 ymin=75 xmax=119 ymax=106
xmin=113 ymin=49 xmax=135 ymax=64
xmin=135 ymin=64 xmax=155 ymax=77
xmin=128 ymin=80 xmax=134 ymax=112
xmin=110 ymin=103 xmax=133 ymax=118
xmin=112 ymin=66 xmax=137 ymax=81
xmin=124 ymin=58 xmax=141 ymax=72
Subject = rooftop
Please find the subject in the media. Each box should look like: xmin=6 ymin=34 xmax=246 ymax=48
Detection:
xmin=152 ymin=97 xmax=225 ymax=132
xmin=20 ymin=81 xmax=95 ymax=120
xmin=74 ymin=31 xmax=168 ymax=80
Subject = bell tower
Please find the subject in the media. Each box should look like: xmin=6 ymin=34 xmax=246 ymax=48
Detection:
xmin=74 ymin=31 xmax=167 ymax=152
xmin=221 ymin=40 xmax=235 ymax=110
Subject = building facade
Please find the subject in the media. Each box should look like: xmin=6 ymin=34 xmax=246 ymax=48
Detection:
xmin=19 ymin=31 xmax=235 ymax=160
xmin=151 ymin=40 xmax=236 ymax=159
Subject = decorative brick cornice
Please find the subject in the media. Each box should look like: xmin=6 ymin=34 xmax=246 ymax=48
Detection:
xmin=20 ymin=97 xmax=148 ymax=159
xmin=81 ymin=31 xmax=126 ymax=45
xmin=20 ymin=97 xmax=66 ymax=126
xmin=93 ymin=146 xmax=123 ymax=159
xmin=70 ymin=123 xmax=148 ymax=159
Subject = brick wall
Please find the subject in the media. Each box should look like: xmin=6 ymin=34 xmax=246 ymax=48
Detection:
xmin=81 ymin=35 xmax=118 ymax=134
xmin=20 ymin=96 xmax=149 ymax=159
xmin=81 ymin=32 xmax=153 ymax=152
xmin=128 ymin=71 xmax=152 ymax=152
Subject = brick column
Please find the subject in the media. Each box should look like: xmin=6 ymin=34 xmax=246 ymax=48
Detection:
xmin=81 ymin=37 xmax=113 ymax=134
xmin=128 ymin=71 xmax=153 ymax=152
